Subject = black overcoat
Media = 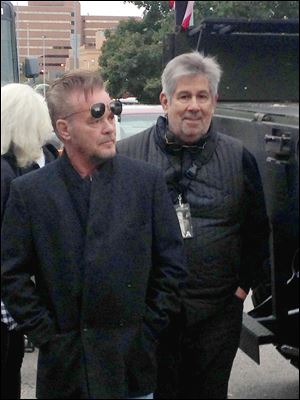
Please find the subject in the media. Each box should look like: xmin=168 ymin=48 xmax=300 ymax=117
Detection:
xmin=1 ymin=154 xmax=186 ymax=399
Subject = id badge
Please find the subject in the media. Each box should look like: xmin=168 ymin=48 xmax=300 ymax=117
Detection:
xmin=175 ymin=195 xmax=194 ymax=239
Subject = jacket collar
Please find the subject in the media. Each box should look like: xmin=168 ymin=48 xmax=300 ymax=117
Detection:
xmin=58 ymin=150 xmax=115 ymax=186
xmin=154 ymin=116 xmax=218 ymax=161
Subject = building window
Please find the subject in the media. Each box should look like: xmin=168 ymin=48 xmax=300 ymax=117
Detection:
xmin=48 ymin=63 xmax=67 ymax=67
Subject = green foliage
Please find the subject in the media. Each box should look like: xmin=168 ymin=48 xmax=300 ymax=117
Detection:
xmin=142 ymin=77 xmax=162 ymax=103
xmin=100 ymin=1 xmax=299 ymax=103
xmin=123 ymin=1 xmax=170 ymax=16
xmin=125 ymin=1 xmax=299 ymax=20
xmin=100 ymin=14 xmax=172 ymax=102
xmin=192 ymin=1 xmax=299 ymax=20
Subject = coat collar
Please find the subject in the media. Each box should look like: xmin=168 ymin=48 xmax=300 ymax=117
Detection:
xmin=154 ymin=116 xmax=218 ymax=163
xmin=58 ymin=150 xmax=115 ymax=186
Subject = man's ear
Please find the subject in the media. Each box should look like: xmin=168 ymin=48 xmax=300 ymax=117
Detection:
xmin=56 ymin=119 xmax=71 ymax=142
xmin=160 ymin=92 xmax=169 ymax=114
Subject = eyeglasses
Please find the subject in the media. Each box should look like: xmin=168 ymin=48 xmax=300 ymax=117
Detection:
xmin=165 ymin=134 xmax=206 ymax=152
xmin=62 ymin=100 xmax=123 ymax=120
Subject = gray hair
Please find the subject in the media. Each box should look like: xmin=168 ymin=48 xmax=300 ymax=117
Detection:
xmin=1 ymin=83 xmax=53 ymax=167
xmin=161 ymin=51 xmax=222 ymax=99
xmin=46 ymin=70 xmax=104 ymax=133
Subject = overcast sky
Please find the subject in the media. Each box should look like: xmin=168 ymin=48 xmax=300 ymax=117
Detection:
xmin=11 ymin=1 xmax=145 ymax=17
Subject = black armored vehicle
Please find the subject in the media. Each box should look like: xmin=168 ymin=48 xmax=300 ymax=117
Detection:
xmin=164 ymin=17 xmax=299 ymax=367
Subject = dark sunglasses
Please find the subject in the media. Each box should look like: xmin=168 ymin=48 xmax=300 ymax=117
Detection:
xmin=62 ymin=100 xmax=123 ymax=120
xmin=165 ymin=134 xmax=206 ymax=152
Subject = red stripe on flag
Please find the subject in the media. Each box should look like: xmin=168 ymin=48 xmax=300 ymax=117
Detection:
xmin=169 ymin=1 xmax=175 ymax=10
xmin=181 ymin=1 xmax=194 ymax=30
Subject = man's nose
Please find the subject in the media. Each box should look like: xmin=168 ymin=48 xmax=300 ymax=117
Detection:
xmin=101 ymin=118 xmax=115 ymax=135
xmin=186 ymin=97 xmax=201 ymax=111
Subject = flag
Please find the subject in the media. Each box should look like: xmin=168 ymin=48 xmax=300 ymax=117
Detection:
xmin=181 ymin=1 xmax=195 ymax=30
xmin=170 ymin=1 xmax=195 ymax=30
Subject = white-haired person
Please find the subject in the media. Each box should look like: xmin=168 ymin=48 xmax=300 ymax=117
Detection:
xmin=1 ymin=83 xmax=59 ymax=399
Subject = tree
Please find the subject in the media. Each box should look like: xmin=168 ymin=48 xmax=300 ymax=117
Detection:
xmin=100 ymin=14 xmax=173 ymax=103
xmin=126 ymin=1 xmax=299 ymax=20
xmin=100 ymin=1 xmax=298 ymax=103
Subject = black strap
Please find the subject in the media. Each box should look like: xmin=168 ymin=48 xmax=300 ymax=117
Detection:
xmin=154 ymin=118 xmax=219 ymax=203
xmin=173 ymin=130 xmax=219 ymax=202
xmin=184 ymin=129 xmax=218 ymax=179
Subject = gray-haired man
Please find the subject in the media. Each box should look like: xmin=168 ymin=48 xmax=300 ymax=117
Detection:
xmin=118 ymin=52 xmax=270 ymax=399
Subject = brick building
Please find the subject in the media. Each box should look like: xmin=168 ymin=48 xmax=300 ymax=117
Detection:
xmin=66 ymin=15 xmax=132 ymax=72
xmin=81 ymin=14 xmax=130 ymax=48
xmin=14 ymin=1 xmax=140 ymax=81
xmin=15 ymin=1 xmax=81 ymax=80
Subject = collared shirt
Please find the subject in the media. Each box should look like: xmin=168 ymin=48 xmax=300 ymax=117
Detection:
xmin=35 ymin=151 xmax=46 ymax=168
xmin=1 ymin=300 xmax=18 ymax=330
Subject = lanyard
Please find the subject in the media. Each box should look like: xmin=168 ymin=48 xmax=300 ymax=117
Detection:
xmin=164 ymin=149 xmax=203 ymax=204
xmin=161 ymin=129 xmax=218 ymax=204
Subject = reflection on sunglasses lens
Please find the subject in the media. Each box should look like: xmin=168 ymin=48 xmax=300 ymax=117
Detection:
xmin=91 ymin=103 xmax=105 ymax=118
xmin=90 ymin=101 xmax=122 ymax=119
xmin=110 ymin=101 xmax=122 ymax=116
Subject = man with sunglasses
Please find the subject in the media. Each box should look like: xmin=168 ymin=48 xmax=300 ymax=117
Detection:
xmin=1 ymin=71 xmax=187 ymax=399
xmin=118 ymin=52 xmax=270 ymax=399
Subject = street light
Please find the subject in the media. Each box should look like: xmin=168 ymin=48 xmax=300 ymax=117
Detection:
xmin=42 ymin=35 xmax=46 ymax=97
xmin=27 ymin=24 xmax=30 ymax=56
xmin=16 ymin=2 xmax=21 ymax=70
xmin=73 ymin=0 xmax=78 ymax=69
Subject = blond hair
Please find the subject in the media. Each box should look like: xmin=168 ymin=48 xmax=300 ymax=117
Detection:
xmin=1 ymin=83 xmax=53 ymax=167
xmin=46 ymin=70 xmax=104 ymax=133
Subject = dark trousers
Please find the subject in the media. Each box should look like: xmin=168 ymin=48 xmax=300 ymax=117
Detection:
xmin=155 ymin=296 xmax=243 ymax=399
xmin=1 ymin=322 xmax=25 ymax=399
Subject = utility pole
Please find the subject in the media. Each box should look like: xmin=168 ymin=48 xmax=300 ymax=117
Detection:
xmin=16 ymin=2 xmax=20 ymax=74
xmin=42 ymin=35 xmax=46 ymax=96
xmin=27 ymin=24 xmax=30 ymax=56
xmin=73 ymin=0 xmax=78 ymax=69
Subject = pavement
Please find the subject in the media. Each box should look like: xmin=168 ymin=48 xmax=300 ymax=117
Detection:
xmin=20 ymin=296 xmax=299 ymax=399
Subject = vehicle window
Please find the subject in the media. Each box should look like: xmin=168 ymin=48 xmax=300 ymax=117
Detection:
xmin=119 ymin=113 xmax=162 ymax=140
